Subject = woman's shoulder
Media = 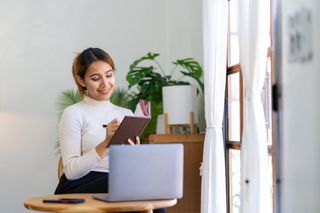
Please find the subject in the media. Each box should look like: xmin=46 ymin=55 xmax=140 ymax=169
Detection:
xmin=63 ymin=101 xmax=83 ymax=111
xmin=60 ymin=101 xmax=85 ymax=118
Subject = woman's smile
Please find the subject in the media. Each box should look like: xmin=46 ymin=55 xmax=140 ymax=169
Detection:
xmin=98 ymin=89 xmax=111 ymax=96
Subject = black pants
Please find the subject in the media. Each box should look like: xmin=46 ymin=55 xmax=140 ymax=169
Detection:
xmin=55 ymin=172 xmax=166 ymax=213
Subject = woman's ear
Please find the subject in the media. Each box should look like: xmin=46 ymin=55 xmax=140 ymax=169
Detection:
xmin=76 ymin=75 xmax=86 ymax=88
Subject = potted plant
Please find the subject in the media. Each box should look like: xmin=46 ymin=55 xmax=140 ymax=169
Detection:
xmin=126 ymin=52 xmax=204 ymax=135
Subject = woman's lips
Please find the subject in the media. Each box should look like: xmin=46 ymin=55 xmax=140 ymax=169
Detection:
xmin=99 ymin=90 xmax=110 ymax=95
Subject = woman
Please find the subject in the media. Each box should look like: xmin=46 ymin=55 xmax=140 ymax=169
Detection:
xmin=54 ymin=48 xmax=166 ymax=213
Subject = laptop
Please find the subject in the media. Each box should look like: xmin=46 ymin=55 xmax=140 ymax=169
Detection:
xmin=93 ymin=144 xmax=184 ymax=202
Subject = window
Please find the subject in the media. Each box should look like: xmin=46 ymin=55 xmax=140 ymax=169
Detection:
xmin=225 ymin=0 xmax=273 ymax=212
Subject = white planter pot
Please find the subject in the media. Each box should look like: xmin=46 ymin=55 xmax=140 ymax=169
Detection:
xmin=162 ymin=85 xmax=198 ymax=125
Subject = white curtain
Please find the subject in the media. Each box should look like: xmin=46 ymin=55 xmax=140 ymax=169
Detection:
xmin=238 ymin=0 xmax=270 ymax=212
xmin=201 ymin=0 xmax=228 ymax=212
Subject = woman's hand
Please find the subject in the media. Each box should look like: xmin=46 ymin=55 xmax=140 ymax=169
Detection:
xmin=105 ymin=119 xmax=120 ymax=143
xmin=96 ymin=119 xmax=120 ymax=158
xmin=127 ymin=136 xmax=141 ymax=145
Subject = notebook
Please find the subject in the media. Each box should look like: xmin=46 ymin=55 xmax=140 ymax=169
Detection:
xmin=93 ymin=144 xmax=184 ymax=202
xmin=107 ymin=99 xmax=151 ymax=147
xmin=107 ymin=116 xmax=150 ymax=147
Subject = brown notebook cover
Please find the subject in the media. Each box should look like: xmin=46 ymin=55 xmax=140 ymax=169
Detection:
xmin=107 ymin=116 xmax=151 ymax=147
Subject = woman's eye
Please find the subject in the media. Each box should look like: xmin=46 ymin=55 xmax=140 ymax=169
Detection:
xmin=91 ymin=77 xmax=100 ymax=81
xmin=106 ymin=73 xmax=113 ymax=78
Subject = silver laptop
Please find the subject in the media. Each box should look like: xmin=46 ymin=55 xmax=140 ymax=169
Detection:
xmin=93 ymin=144 xmax=184 ymax=202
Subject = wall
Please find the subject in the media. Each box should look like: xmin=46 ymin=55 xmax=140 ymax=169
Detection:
xmin=0 ymin=0 xmax=202 ymax=212
xmin=280 ymin=0 xmax=320 ymax=212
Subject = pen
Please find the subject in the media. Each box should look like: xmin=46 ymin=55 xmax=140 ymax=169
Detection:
xmin=103 ymin=118 xmax=120 ymax=128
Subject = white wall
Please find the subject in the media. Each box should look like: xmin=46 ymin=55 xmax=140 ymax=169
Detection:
xmin=0 ymin=0 xmax=202 ymax=212
xmin=281 ymin=0 xmax=320 ymax=212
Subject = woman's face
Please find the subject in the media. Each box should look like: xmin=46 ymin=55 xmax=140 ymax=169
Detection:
xmin=78 ymin=60 xmax=116 ymax=101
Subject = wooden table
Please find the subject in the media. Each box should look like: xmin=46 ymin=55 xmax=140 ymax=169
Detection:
xmin=24 ymin=193 xmax=177 ymax=213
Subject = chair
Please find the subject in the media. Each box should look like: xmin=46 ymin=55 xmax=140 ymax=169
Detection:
xmin=57 ymin=157 xmax=63 ymax=180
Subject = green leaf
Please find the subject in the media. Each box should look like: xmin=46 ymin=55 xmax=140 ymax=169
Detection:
xmin=166 ymin=80 xmax=190 ymax=87
xmin=181 ymin=71 xmax=204 ymax=93
xmin=110 ymin=87 xmax=132 ymax=109
xmin=173 ymin=58 xmax=203 ymax=78
xmin=56 ymin=89 xmax=81 ymax=117
xmin=129 ymin=52 xmax=160 ymax=70
xmin=126 ymin=66 xmax=154 ymax=86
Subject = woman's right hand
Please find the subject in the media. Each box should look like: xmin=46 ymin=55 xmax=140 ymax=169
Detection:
xmin=96 ymin=118 xmax=120 ymax=158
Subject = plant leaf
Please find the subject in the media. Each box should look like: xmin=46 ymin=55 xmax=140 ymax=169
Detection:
xmin=173 ymin=58 xmax=203 ymax=78
xmin=56 ymin=89 xmax=81 ymax=117
xmin=129 ymin=52 xmax=160 ymax=70
xmin=181 ymin=71 xmax=205 ymax=93
xmin=110 ymin=87 xmax=132 ymax=109
xmin=172 ymin=58 xmax=204 ymax=93
xmin=126 ymin=66 xmax=154 ymax=86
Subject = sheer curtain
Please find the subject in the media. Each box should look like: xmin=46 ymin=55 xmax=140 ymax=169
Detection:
xmin=201 ymin=0 xmax=228 ymax=212
xmin=238 ymin=0 xmax=270 ymax=212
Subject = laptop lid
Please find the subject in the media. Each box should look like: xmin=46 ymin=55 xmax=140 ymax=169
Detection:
xmin=106 ymin=144 xmax=184 ymax=202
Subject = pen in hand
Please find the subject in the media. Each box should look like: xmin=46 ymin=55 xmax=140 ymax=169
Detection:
xmin=102 ymin=118 xmax=119 ymax=128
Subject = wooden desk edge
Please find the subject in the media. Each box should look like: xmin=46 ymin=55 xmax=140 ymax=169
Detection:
xmin=149 ymin=134 xmax=205 ymax=144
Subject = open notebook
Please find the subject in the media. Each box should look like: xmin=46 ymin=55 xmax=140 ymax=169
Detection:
xmin=133 ymin=99 xmax=151 ymax=117
xmin=107 ymin=100 xmax=151 ymax=147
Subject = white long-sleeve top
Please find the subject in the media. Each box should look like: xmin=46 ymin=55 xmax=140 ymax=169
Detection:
xmin=59 ymin=95 xmax=133 ymax=180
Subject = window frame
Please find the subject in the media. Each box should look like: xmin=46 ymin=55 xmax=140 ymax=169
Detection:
xmin=225 ymin=0 xmax=274 ymax=212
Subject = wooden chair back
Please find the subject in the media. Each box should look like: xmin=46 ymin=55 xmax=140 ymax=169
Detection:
xmin=58 ymin=157 xmax=63 ymax=180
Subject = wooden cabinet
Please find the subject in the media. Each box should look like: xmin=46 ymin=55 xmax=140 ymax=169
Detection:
xmin=149 ymin=134 xmax=205 ymax=213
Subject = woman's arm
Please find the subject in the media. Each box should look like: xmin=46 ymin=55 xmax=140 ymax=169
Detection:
xmin=95 ymin=119 xmax=119 ymax=157
xmin=59 ymin=107 xmax=101 ymax=180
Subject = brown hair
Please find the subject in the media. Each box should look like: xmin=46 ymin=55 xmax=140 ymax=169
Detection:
xmin=72 ymin=47 xmax=115 ymax=97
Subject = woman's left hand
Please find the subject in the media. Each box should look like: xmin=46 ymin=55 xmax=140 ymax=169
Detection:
xmin=127 ymin=136 xmax=140 ymax=145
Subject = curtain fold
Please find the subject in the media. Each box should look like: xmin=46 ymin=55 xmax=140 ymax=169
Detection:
xmin=201 ymin=0 xmax=228 ymax=212
xmin=238 ymin=0 xmax=270 ymax=212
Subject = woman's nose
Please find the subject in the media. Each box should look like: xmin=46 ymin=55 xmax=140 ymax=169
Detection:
xmin=100 ymin=77 xmax=109 ymax=88
xmin=101 ymin=76 xmax=111 ymax=88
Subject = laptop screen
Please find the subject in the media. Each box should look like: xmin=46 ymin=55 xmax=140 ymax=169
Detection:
xmin=107 ymin=144 xmax=184 ymax=202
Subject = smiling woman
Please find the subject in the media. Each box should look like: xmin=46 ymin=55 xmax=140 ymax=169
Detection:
xmin=54 ymin=47 xmax=166 ymax=213
xmin=55 ymin=47 xmax=134 ymax=182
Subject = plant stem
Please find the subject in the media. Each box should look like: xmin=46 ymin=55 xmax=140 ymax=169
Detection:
xmin=153 ymin=59 xmax=166 ymax=76
xmin=170 ymin=64 xmax=178 ymax=79
xmin=177 ymin=75 xmax=204 ymax=94
xmin=177 ymin=75 xmax=185 ymax=81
